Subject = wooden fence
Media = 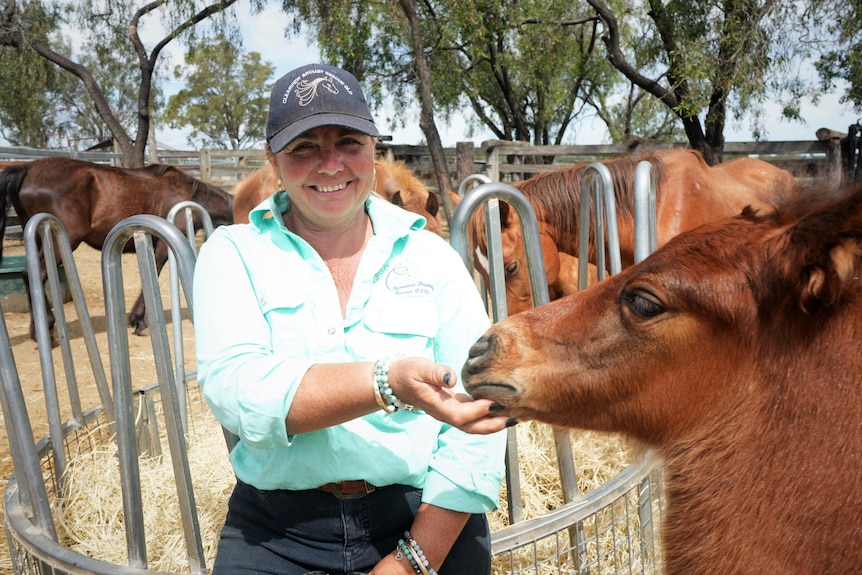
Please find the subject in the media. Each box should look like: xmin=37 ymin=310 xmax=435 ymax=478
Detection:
xmin=176 ymin=131 xmax=854 ymax=187
xmin=0 ymin=126 xmax=854 ymax=192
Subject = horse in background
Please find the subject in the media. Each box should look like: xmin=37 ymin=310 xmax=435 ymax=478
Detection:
xmin=231 ymin=158 xmax=442 ymax=235
xmin=463 ymin=181 xmax=862 ymax=574
xmin=461 ymin=149 xmax=797 ymax=316
xmin=0 ymin=157 xmax=234 ymax=341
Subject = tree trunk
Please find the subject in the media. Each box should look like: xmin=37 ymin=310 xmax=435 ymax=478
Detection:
xmin=398 ymin=0 xmax=454 ymax=208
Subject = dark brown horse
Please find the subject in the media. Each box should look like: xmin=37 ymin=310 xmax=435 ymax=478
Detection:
xmin=0 ymin=157 xmax=233 ymax=340
xmin=462 ymin=181 xmax=862 ymax=574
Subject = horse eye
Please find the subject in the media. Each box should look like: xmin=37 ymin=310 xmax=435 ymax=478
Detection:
xmin=505 ymin=261 xmax=519 ymax=278
xmin=623 ymin=290 xmax=664 ymax=318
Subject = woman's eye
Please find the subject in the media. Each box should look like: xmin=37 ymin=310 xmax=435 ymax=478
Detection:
xmin=337 ymin=138 xmax=366 ymax=150
xmin=286 ymin=142 xmax=315 ymax=154
xmin=623 ymin=290 xmax=664 ymax=318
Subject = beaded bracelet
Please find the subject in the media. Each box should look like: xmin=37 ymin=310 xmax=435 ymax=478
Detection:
xmin=397 ymin=538 xmax=422 ymax=574
xmin=374 ymin=358 xmax=417 ymax=413
xmin=403 ymin=531 xmax=437 ymax=575
xmin=373 ymin=359 xmax=398 ymax=413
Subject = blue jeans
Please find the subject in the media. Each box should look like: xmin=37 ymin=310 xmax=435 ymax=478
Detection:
xmin=212 ymin=480 xmax=492 ymax=575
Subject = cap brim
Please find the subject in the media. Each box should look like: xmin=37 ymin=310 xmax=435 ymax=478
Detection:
xmin=268 ymin=113 xmax=379 ymax=153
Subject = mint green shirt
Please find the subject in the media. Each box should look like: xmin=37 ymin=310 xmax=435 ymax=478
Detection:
xmin=193 ymin=192 xmax=506 ymax=513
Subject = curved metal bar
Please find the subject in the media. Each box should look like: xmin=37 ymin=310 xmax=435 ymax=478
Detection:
xmin=452 ymin=182 xmax=567 ymax=528
xmin=450 ymin=181 xmax=549 ymax=313
xmin=4 ymin=475 xmax=175 ymax=574
xmin=0 ymin=310 xmax=57 ymax=539
xmin=634 ymin=161 xmax=658 ymax=263
xmin=23 ymin=214 xmax=114 ymax=484
xmin=490 ymin=452 xmax=662 ymax=553
xmin=101 ymin=214 xmax=203 ymax=572
xmin=456 ymin=173 xmax=491 ymax=197
xmin=578 ymin=163 xmax=622 ymax=289
xmin=166 ymin=201 xmax=214 ymax=434
xmin=454 ymin=173 xmax=494 ymax=310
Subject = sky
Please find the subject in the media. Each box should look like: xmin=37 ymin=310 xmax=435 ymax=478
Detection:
xmin=105 ymin=2 xmax=862 ymax=150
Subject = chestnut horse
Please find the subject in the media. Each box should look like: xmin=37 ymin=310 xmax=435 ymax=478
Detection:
xmin=462 ymin=181 xmax=862 ymax=574
xmin=462 ymin=149 xmax=796 ymax=315
xmin=0 ymin=157 xmax=234 ymax=340
xmin=231 ymin=158 xmax=442 ymax=234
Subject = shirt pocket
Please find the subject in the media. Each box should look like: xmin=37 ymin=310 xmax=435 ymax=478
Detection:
xmin=364 ymin=298 xmax=438 ymax=356
xmin=257 ymin=285 xmax=312 ymax=356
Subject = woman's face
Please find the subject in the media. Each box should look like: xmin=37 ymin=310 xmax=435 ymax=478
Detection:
xmin=269 ymin=125 xmax=376 ymax=232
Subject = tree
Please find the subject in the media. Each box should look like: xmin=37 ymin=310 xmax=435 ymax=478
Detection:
xmin=0 ymin=0 xmax=255 ymax=167
xmin=586 ymin=0 xmax=825 ymax=164
xmin=279 ymin=0 xmax=646 ymax=219
xmin=0 ymin=1 xmax=66 ymax=147
xmin=163 ymin=35 xmax=274 ymax=150
xmin=815 ymin=0 xmax=862 ymax=112
xmin=55 ymin=46 xmax=148 ymax=151
xmin=398 ymin=0 xmax=454 ymax=202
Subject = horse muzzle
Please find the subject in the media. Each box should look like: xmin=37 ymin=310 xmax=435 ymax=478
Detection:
xmin=462 ymin=333 xmax=520 ymax=403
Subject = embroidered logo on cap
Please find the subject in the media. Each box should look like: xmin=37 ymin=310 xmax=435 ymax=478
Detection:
xmin=295 ymin=77 xmax=339 ymax=106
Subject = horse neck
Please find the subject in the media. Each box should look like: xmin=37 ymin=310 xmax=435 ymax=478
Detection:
xmin=517 ymin=156 xmax=648 ymax=256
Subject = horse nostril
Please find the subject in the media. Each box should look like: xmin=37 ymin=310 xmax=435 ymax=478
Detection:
xmin=467 ymin=336 xmax=490 ymax=360
xmin=464 ymin=333 xmax=499 ymax=378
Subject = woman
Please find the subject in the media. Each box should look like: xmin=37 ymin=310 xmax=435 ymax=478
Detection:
xmin=193 ymin=63 xmax=510 ymax=575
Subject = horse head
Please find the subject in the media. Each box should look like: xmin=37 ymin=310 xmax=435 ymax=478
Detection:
xmin=452 ymin=192 xmax=597 ymax=316
xmin=462 ymin=180 xmax=862 ymax=574
xmin=374 ymin=159 xmax=442 ymax=235
xmin=191 ymin=179 xmax=234 ymax=227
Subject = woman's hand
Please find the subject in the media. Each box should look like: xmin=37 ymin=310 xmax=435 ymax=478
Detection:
xmin=386 ymin=357 xmax=512 ymax=434
xmin=367 ymin=550 xmax=416 ymax=574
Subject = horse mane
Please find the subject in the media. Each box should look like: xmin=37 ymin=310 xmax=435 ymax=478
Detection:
xmin=754 ymin=182 xmax=862 ymax=319
xmin=508 ymin=150 xmax=671 ymax=253
xmin=141 ymin=163 xmax=233 ymax=222
xmin=376 ymin=158 xmax=432 ymax=204
xmin=142 ymin=163 xmax=180 ymax=178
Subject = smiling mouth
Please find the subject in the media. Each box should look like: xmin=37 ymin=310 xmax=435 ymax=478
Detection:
xmin=312 ymin=182 xmax=349 ymax=193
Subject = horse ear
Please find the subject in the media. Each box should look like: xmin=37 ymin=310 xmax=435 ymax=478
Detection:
xmin=776 ymin=185 xmax=862 ymax=313
xmin=391 ymin=191 xmax=405 ymax=207
xmin=448 ymin=191 xmax=461 ymax=205
xmin=499 ymin=200 xmax=513 ymax=228
xmin=425 ymin=191 xmax=439 ymax=217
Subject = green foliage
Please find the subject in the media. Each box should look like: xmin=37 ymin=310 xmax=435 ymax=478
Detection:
xmin=50 ymin=34 xmax=146 ymax=150
xmin=0 ymin=0 xmax=65 ymax=146
xmin=814 ymin=0 xmax=862 ymax=110
xmin=279 ymin=0 xmax=668 ymax=145
xmin=163 ymin=35 xmax=274 ymax=149
xmin=0 ymin=0 xmax=248 ymax=165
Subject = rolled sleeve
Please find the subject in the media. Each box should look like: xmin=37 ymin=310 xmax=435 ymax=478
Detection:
xmin=194 ymin=228 xmax=311 ymax=449
xmin=422 ymin=425 xmax=507 ymax=512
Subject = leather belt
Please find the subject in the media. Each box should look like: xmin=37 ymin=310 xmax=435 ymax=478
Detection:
xmin=316 ymin=480 xmax=376 ymax=500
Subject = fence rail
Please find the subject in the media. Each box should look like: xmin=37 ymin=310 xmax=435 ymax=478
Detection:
xmin=0 ymin=125 xmax=854 ymax=191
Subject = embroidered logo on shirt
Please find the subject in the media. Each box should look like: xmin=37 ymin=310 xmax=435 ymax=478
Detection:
xmin=385 ymin=264 xmax=435 ymax=296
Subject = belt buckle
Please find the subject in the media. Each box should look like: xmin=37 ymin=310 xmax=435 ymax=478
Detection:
xmin=330 ymin=481 xmax=375 ymax=500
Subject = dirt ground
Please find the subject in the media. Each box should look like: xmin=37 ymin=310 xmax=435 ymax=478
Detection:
xmin=0 ymin=236 xmax=197 ymax=573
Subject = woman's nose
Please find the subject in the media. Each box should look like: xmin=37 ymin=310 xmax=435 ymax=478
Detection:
xmin=318 ymin=147 xmax=344 ymax=175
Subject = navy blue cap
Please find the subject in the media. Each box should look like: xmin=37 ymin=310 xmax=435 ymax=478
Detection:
xmin=266 ymin=63 xmax=379 ymax=153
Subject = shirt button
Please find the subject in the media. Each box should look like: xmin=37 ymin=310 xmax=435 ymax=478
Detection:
xmin=259 ymin=297 xmax=267 ymax=306
xmin=327 ymin=327 xmax=336 ymax=335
